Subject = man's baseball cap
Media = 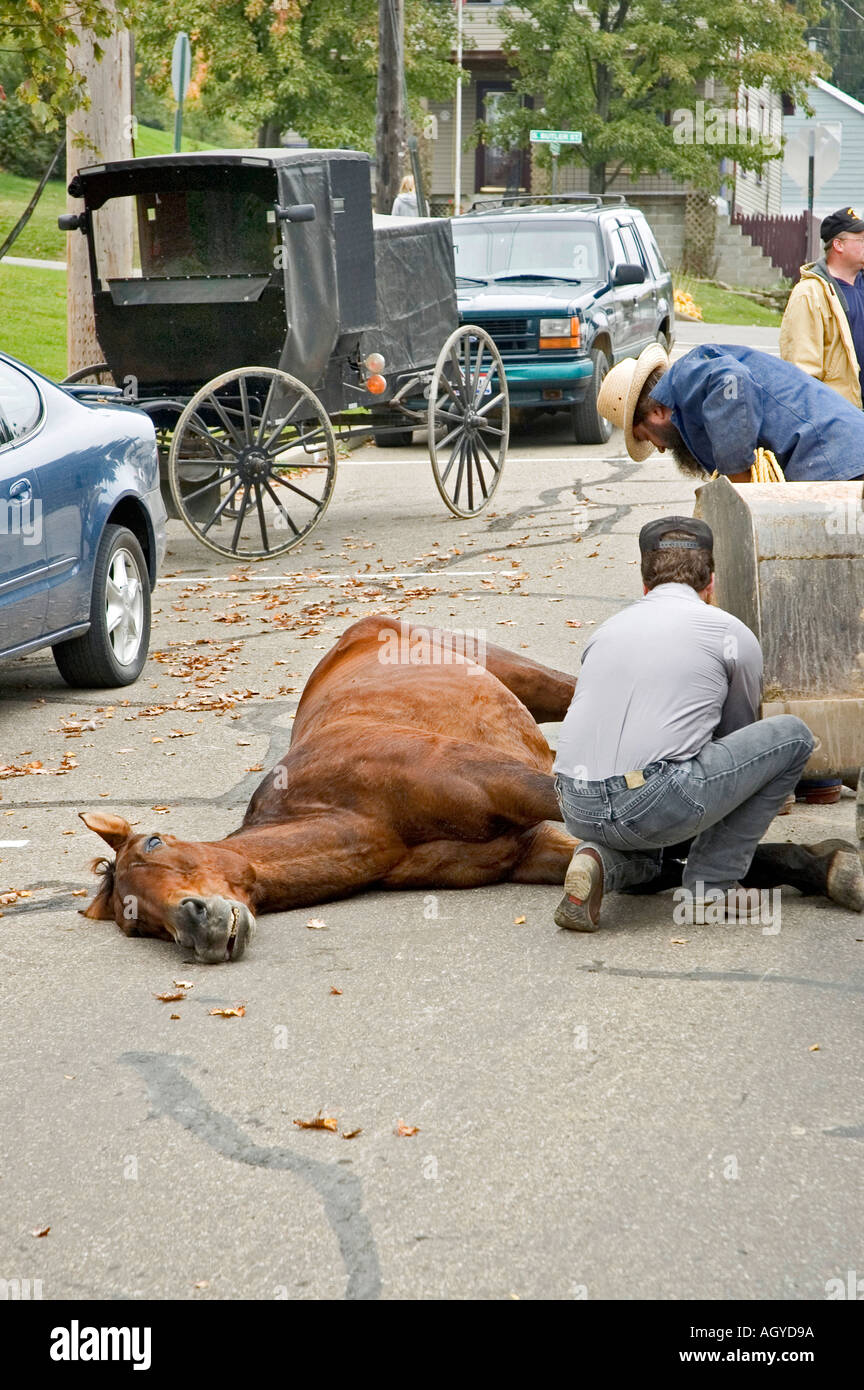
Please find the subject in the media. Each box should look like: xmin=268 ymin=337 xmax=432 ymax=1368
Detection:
xmin=639 ymin=516 xmax=714 ymax=556
xmin=820 ymin=206 xmax=864 ymax=242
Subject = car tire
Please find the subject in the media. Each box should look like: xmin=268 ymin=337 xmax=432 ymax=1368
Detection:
xmin=571 ymin=347 xmax=613 ymax=445
xmin=52 ymin=524 xmax=151 ymax=688
xmin=372 ymin=412 xmax=414 ymax=448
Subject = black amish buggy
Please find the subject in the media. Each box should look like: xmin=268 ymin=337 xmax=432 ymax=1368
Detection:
xmin=59 ymin=148 xmax=509 ymax=558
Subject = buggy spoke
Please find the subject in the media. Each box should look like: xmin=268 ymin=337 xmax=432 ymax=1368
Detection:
xmin=476 ymin=392 xmax=506 ymax=418
xmin=253 ymin=480 xmax=270 ymax=552
xmin=262 ymin=394 xmax=306 ymax=452
xmin=238 ymin=375 xmax=254 ymax=444
xmin=205 ymin=393 xmax=246 ymax=450
xmin=271 ymin=471 xmax=330 ymax=507
xmin=181 ymin=469 xmax=240 ymax=503
xmin=262 ymin=478 xmax=300 ymax=536
xmin=474 ymin=432 xmax=501 ymax=473
xmin=201 ymin=478 xmax=244 ymax=535
xmin=452 ymin=441 xmax=467 ymax=508
xmin=470 ymin=441 xmax=490 ymax=498
xmin=230 ymin=484 xmax=251 ymax=552
xmin=184 ymin=415 xmax=239 ymax=459
xmin=255 ymin=375 xmax=278 ymax=446
xmin=439 ymin=430 xmax=465 ymax=485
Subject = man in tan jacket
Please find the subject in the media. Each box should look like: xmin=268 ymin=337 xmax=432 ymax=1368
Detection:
xmin=779 ymin=206 xmax=864 ymax=408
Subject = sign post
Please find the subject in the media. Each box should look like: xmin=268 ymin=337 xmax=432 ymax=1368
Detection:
xmin=530 ymin=129 xmax=581 ymax=198
xmin=171 ymin=32 xmax=192 ymax=153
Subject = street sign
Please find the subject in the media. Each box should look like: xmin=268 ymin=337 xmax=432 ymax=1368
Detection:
xmin=171 ymin=32 xmax=192 ymax=104
xmin=783 ymin=123 xmax=842 ymax=195
xmin=530 ymin=129 xmax=582 ymax=144
xmin=549 ymin=141 xmax=561 ymax=156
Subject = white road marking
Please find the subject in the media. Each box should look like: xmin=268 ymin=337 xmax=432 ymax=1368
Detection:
xmin=0 ymin=840 xmax=30 ymax=847
xmin=160 ymin=571 xmax=498 ymax=583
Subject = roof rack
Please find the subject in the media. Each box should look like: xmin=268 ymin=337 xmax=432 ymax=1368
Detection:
xmin=460 ymin=193 xmax=629 ymax=217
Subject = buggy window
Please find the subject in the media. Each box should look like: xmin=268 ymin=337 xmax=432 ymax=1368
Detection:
xmin=93 ymin=189 xmax=279 ymax=279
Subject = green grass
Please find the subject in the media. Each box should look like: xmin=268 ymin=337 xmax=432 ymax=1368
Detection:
xmin=0 ymin=170 xmax=67 ymax=261
xmin=132 ymin=122 xmax=210 ymax=158
xmin=674 ymin=273 xmax=783 ymax=328
xmin=0 ymin=263 xmax=67 ymax=379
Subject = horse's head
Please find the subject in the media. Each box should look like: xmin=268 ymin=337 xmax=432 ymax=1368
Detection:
xmin=79 ymin=812 xmax=256 ymax=963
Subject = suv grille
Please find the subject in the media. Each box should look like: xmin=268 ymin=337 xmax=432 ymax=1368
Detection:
xmin=476 ymin=316 xmax=535 ymax=352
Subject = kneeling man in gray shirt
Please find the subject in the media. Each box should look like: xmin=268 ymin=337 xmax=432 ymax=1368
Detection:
xmin=553 ymin=517 xmax=815 ymax=927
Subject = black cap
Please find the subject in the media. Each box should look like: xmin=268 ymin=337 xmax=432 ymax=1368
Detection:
xmin=820 ymin=206 xmax=864 ymax=243
xmin=639 ymin=516 xmax=714 ymax=556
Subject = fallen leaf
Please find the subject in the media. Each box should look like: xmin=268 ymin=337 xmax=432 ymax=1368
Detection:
xmin=808 ymin=1044 xmax=820 ymax=1052
xmin=306 ymin=917 xmax=328 ymax=930
xmin=513 ymin=915 xmax=526 ymax=925
xmin=395 ymin=1121 xmax=419 ymax=1137
xmin=669 ymin=938 xmax=689 ymax=945
xmin=330 ymin=986 xmax=343 ymax=995
xmin=294 ymin=1111 xmax=338 ymax=1131
xmin=192 ymin=1280 xmax=210 ymax=1290
xmin=208 ymin=1005 xmax=246 ymax=1018
xmin=173 ymin=979 xmax=194 ymax=990
xmin=155 ymin=991 xmax=186 ymax=1003
xmin=31 ymin=1226 xmax=50 ymax=1238
xmin=341 ymin=1128 xmax=362 ymax=1140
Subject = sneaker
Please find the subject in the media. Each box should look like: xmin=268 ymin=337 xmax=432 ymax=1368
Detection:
xmin=554 ymin=847 xmax=604 ymax=931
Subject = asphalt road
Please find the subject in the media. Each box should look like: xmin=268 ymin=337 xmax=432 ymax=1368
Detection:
xmin=2 ymin=325 xmax=862 ymax=1303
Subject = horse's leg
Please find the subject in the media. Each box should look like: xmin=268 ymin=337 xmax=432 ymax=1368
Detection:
xmin=510 ymin=821 xmax=580 ymax=883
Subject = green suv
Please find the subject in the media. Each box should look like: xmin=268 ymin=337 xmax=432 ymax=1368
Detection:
xmin=450 ymin=198 xmax=674 ymax=443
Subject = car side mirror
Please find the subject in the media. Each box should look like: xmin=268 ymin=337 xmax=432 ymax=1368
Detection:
xmin=274 ymin=203 xmax=316 ymax=223
xmin=613 ymin=262 xmax=646 ymax=286
xmin=58 ymin=212 xmax=87 ymax=232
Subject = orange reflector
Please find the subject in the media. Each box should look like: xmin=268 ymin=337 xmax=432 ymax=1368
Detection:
xmin=366 ymin=373 xmax=387 ymax=395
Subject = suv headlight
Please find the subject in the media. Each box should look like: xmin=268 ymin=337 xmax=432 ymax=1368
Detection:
xmin=539 ymin=316 xmax=580 ymax=348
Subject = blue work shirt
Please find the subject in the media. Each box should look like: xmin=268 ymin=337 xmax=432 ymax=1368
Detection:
xmin=650 ymin=343 xmax=864 ymax=480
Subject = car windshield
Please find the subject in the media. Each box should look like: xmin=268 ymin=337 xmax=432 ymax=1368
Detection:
xmin=452 ymin=219 xmax=601 ymax=283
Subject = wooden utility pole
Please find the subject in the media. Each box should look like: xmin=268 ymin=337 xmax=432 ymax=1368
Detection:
xmin=66 ymin=7 xmax=134 ymax=376
xmin=375 ymin=0 xmax=404 ymax=213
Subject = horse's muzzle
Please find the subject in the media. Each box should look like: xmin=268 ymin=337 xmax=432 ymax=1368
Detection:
xmin=173 ymin=896 xmax=255 ymax=963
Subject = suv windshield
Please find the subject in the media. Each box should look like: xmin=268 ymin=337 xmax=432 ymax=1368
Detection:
xmin=452 ymin=219 xmax=602 ymax=283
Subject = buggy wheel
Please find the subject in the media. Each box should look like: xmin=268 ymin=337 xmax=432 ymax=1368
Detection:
xmin=168 ymin=367 xmax=337 ymax=559
xmin=427 ymin=324 xmax=509 ymax=518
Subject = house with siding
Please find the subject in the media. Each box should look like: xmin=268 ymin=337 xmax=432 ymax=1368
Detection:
xmin=424 ymin=1 xmax=785 ymax=285
xmin=781 ymin=77 xmax=864 ymax=218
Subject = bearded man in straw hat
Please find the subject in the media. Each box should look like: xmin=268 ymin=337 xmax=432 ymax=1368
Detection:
xmin=596 ymin=341 xmax=864 ymax=480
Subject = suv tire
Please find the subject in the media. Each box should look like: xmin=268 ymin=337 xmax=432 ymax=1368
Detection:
xmin=571 ymin=347 xmax=613 ymax=445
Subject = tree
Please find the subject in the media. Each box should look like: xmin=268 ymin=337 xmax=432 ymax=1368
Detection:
xmin=0 ymin=0 xmax=131 ymax=126
xmin=806 ymin=1 xmax=864 ymax=104
xmin=133 ymin=0 xmax=456 ymax=152
xmin=493 ymin=0 xmax=827 ymax=194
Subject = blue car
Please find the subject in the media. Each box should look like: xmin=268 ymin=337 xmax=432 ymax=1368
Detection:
xmin=0 ymin=352 xmax=166 ymax=687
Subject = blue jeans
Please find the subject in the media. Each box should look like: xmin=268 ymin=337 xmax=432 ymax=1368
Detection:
xmin=555 ymin=716 xmax=815 ymax=895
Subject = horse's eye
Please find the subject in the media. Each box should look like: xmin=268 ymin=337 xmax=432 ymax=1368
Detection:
xmin=144 ymin=835 xmax=163 ymax=853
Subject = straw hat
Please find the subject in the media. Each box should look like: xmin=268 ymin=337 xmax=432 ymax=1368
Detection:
xmin=596 ymin=343 xmax=670 ymax=461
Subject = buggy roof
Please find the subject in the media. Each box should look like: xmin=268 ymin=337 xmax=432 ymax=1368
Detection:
xmin=68 ymin=148 xmax=370 ymax=205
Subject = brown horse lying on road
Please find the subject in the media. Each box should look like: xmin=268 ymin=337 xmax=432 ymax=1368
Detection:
xmin=80 ymin=616 xmax=863 ymax=962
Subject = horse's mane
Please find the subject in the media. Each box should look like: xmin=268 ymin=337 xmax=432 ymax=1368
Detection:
xmin=91 ymin=856 xmax=116 ymax=896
